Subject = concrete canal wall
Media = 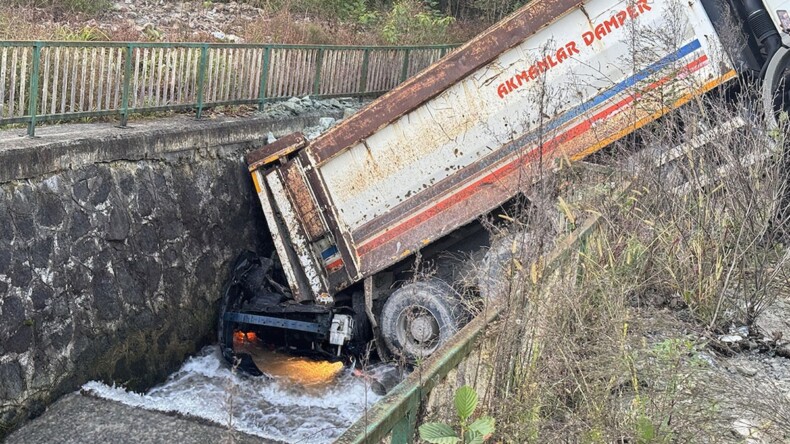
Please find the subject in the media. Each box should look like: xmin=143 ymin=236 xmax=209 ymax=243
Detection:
xmin=0 ymin=111 xmax=341 ymax=436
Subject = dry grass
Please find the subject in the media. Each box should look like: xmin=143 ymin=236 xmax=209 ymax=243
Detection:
xmin=0 ymin=0 xmax=485 ymax=45
xmin=422 ymin=66 xmax=790 ymax=444
xmin=241 ymin=0 xmax=482 ymax=45
xmin=243 ymin=9 xmax=364 ymax=45
xmin=6 ymin=0 xmax=110 ymax=16
xmin=0 ymin=6 xmax=59 ymax=40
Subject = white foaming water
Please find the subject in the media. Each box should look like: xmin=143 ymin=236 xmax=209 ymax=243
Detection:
xmin=82 ymin=346 xmax=383 ymax=443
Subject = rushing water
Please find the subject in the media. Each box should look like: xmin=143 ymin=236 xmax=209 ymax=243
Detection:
xmin=82 ymin=345 xmax=386 ymax=443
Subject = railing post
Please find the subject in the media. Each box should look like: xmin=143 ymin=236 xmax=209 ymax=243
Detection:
xmin=313 ymin=48 xmax=324 ymax=96
xmin=400 ymin=48 xmax=411 ymax=83
xmin=196 ymin=44 xmax=208 ymax=119
xmin=120 ymin=43 xmax=133 ymax=127
xmin=258 ymin=45 xmax=271 ymax=111
xmin=390 ymin=393 xmax=419 ymax=444
xmin=359 ymin=48 xmax=370 ymax=95
xmin=27 ymin=41 xmax=42 ymax=137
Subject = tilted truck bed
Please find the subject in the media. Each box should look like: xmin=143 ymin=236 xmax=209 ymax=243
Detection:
xmin=248 ymin=0 xmax=738 ymax=301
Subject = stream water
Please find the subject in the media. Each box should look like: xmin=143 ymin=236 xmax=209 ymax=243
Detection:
xmin=82 ymin=345 xmax=386 ymax=443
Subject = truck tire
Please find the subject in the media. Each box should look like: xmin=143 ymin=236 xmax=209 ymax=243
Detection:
xmin=477 ymin=231 xmax=535 ymax=301
xmin=380 ymin=280 xmax=461 ymax=360
xmin=763 ymin=46 xmax=790 ymax=130
xmin=218 ymin=279 xmax=243 ymax=363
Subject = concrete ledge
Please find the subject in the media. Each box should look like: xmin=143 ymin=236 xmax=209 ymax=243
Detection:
xmin=0 ymin=112 xmax=342 ymax=182
xmin=5 ymin=393 xmax=279 ymax=444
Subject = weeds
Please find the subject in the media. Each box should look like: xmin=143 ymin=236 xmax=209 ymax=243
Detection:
xmin=1 ymin=0 xmax=480 ymax=45
xmin=221 ymin=355 xmax=241 ymax=444
xmin=7 ymin=0 xmax=110 ymax=16
xmin=0 ymin=7 xmax=56 ymax=40
xmin=419 ymin=385 xmax=495 ymax=443
xmin=53 ymin=25 xmax=109 ymax=41
xmin=380 ymin=0 xmax=455 ymax=44
xmin=421 ymin=26 xmax=790 ymax=444
xmin=612 ymin=98 xmax=790 ymax=330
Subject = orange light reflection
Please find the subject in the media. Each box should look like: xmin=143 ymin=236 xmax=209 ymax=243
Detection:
xmin=235 ymin=341 xmax=345 ymax=387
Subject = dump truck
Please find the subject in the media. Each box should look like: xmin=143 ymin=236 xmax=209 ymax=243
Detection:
xmin=219 ymin=0 xmax=790 ymax=369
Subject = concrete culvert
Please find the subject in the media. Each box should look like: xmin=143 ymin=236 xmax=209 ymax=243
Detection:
xmin=380 ymin=279 xmax=463 ymax=360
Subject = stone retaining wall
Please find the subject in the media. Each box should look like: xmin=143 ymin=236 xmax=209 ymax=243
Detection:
xmin=0 ymin=112 xmax=340 ymax=437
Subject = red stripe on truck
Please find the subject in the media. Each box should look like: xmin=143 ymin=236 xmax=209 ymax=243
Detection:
xmin=356 ymin=54 xmax=710 ymax=257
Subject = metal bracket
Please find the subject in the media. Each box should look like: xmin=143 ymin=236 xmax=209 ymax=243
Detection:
xmin=224 ymin=311 xmax=326 ymax=335
xmin=365 ymin=276 xmax=391 ymax=361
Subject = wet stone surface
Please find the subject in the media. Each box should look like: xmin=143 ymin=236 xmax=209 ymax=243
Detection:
xmin=5 ymin=392 xmax=271 ymax=444
xmin=0 ymin=101 xmax=367 ymax=437
xmin=0 ymin=130 xmax=272 ymax=436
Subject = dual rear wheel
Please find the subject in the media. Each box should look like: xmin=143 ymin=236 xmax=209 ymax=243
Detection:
xmin=380 ymin=279 xmax=462 ymax=360
xmin=380 ymin=233 xmax=533 ymax=361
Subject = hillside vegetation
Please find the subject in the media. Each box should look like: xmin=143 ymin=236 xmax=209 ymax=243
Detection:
xmin=421 ymin=84 xmax=790 ymax=442
xmin=0 ymin=0 xmax=520 ymax=45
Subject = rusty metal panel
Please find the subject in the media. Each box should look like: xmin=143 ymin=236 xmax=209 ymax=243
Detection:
xmin=252 ymin=169 xmax=311 ymax=302
xmin=266 ymin=170 xmax=329 ymax=299
xmin=306 ymin=0 xmax=583 ymax=165
xmin=246 ymin=132 xmax=306 ymax=171
xmin=311 ymin=0 xmax=736 ymax=279
xmin=280 ymin=159 xmax=327 ymax=242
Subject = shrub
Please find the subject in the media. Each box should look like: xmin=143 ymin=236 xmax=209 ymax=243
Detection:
xmin=380 ymin=0 xmax=455 ymax=44
xmin=420 ymin=386 xmax=495 ymax=443
xmin=54 ymin=25 xmax=109 ymax=41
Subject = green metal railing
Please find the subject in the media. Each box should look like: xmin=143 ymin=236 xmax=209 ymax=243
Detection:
xmin=337 ymin=214 xmax=602 ymax=443
xmin=0 ymin=41 xmax=458 ymax=136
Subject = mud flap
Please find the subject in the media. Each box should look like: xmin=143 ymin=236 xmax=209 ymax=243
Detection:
xmin=233 ymin=353 xmax=264 ymax=376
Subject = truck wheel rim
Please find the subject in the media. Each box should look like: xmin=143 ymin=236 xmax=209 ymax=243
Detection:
xmin=398 ymin=306 xmax=440 ymax=351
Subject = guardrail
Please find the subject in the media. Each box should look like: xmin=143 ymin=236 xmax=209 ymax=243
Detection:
xmin=337 ymin=213 xmax=603 ymax=443
xmin=0 ymin=41 xmax=458 ymax=136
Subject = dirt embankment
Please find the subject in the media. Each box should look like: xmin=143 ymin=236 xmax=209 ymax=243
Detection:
xmin=1 ymin=0 xmax=484 ymax=45
xmin=1 ymin=1 xmax=265 ymax=42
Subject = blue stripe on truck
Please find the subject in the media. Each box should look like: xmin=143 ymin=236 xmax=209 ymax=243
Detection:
xmin=545 ymin=39 xmax=702 ymax=134
xmin=321 ymin=245 xmax=339 ymax=260
xmin=353 ymin=39 xmax=707 ymax=243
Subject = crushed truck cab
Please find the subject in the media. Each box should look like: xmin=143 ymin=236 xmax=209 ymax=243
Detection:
xmin=220 ymin=0 xmax=790 ymax=368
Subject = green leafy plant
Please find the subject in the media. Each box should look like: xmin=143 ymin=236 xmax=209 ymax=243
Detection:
xmin=54 ymin=25 xmax=108 ymax=41
xmin=380 ymin=0 xmax=454 ymax=45
xmin=419 ymin=385 xmax=495 ymax=444
xmin=337 ymin=0 xmax=380 ymax=26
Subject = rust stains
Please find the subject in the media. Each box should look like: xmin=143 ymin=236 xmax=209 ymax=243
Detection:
xmin=246 ymin=132 xmax=307 ymax=171
xmin=306 ymin=0 xmax=583 ymax=166
xmin=297 ymin=150 xmax=360 ymax=283
xmin=280 ymin=161 xmax=327 ymax=242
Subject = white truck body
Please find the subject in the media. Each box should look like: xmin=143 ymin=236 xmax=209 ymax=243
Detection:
xmin=224 ymin=0 xmax=790 ymax=363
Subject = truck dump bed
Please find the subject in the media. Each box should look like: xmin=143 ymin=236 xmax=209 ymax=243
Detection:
xmin=248 ymin=0 xmax=737 ymax=301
